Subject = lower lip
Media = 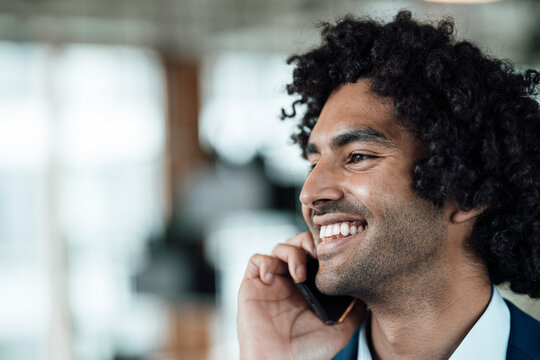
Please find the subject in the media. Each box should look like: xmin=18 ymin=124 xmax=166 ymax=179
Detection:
xmin=316 ymin=231 xmax=365 ymax=255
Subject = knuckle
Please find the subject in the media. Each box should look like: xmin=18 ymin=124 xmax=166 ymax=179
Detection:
xmin=271 ymin=242 xmax=288 ymax=255
xmin=249 ymin=253 xmax=263 ymax=262
xmin=286 ymin=231 xmax=312 ymax=244
xmin=249 ymin=253 xmax=271 ymax=266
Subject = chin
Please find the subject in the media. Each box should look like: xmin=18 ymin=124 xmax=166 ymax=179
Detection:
xmin=315 ymin=269 xmax=347 ymax=296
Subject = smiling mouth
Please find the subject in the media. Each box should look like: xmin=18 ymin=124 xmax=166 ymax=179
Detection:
xmin=318 ymin=220 xmax=368 ymax=243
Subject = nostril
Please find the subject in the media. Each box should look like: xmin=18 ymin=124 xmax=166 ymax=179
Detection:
xmin=312 ymin=198 xmax=333 ymax=207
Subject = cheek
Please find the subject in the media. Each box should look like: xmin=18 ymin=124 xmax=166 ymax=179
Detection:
xmin=348 ymin=182 xmax=371 ymax=201
xmin=346 ymin=168 xmax=416 ymax=205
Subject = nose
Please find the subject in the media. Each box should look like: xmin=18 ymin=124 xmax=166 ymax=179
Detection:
xmin=299 ymin=159 xmax=344 ymax=209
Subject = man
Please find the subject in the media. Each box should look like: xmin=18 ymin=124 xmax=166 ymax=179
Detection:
xmin=238 ymin=11 xmax=540 ymax=360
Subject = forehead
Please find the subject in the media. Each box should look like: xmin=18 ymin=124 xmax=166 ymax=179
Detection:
xmin=308 ymin=80 xmax=406 ymax=148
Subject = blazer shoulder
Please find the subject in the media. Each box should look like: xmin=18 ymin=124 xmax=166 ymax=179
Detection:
xmin=506 ymin=300 xmax=540 ymax=360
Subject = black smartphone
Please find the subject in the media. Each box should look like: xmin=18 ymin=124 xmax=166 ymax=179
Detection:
xmin=296 ymin=255 xmax=356 ymax=325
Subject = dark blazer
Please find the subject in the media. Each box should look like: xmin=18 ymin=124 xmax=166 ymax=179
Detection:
xmin=333 ymin=300 xmax=540 ymax=360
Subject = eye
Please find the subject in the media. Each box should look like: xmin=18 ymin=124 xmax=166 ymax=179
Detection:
xmin=309 ymin=162 xmax=318 ymax=172
xmin=347 ymin=153 xmax=377 ymax=164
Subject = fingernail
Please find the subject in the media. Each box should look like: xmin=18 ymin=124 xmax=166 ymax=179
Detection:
xmin=295 ymin=264 xmax=305 ymax=281
xmin=265 ymin=272 xmax=273 ymax=283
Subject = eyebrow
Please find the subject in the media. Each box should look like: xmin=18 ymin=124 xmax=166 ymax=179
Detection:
xmin=305 ymin=127 xmax=396 ymax=156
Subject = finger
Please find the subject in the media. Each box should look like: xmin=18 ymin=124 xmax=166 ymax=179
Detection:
xmin=271 ymin=243 xmax=309 ymax=283
xmin=245 ymin=253 xmax=288 ymax=284
xmin=285 ymin=232 xmax=317 ymax=258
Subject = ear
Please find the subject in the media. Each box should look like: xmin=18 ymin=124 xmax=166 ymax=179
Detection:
xmin=450 ymin=205 xmax=486 ymax=224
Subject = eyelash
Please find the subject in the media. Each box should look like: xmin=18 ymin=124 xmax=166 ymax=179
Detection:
xmin=347 ymin=153 xmax=377 ymax=164
xmin=309 ymin=153 xmax=377 ymax=171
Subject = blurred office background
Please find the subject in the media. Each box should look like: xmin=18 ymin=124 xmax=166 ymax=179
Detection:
xmin=0 ymin=0 xmax=538 ymax=359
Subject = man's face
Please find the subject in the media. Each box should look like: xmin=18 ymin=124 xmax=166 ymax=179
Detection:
xmin=300 ymin=80 xmax=448 ymax=301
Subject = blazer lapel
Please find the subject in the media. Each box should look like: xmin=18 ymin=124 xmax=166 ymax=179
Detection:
xmin=505 ymin=300 xmax=540 ymax=360
xmin=332 ymin=326 xmax=361 ymax=360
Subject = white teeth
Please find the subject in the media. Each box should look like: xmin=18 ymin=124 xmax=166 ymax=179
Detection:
xmin=325 ymin=225 xmax=333 ymax=237
xmin=340 ymin=223 xmax=350 ymax=236
xmin=319 ymin=222 xmax=366 ymax=239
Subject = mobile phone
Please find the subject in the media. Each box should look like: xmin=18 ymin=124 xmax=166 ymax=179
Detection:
xmin=296 ymin=255 xmax=357 ymax=325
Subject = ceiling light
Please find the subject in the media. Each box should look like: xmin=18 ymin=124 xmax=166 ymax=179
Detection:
xmin=424 ymin=0 xmax=501 ymax=3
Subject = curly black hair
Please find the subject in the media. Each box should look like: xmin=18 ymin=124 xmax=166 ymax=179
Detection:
xmin=281 ymin=10 xmax=540 ymax=298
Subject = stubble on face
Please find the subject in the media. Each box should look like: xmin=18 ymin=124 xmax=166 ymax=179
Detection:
xmin=315 ymin=195 xmax=446 ymax=304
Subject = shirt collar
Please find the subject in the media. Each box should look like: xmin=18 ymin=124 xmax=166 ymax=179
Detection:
xmin=449 ymin=286 xmax=510 ymax=360
xmin=357 ymin=286 xmax=510 ymax=360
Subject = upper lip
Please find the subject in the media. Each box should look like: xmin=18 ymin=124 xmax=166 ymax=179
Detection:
xmin=312 ymin=213 xmax=367 ymax=227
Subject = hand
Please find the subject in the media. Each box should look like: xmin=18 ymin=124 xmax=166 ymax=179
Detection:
xmin=237 ymin=232 xmax=365 ymax=360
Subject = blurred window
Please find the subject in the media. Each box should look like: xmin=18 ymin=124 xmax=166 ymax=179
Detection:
xmin=0 ymin=42 xmax=166 ymax=360
xmin=199 ymin=51 xmax=309 ymax=186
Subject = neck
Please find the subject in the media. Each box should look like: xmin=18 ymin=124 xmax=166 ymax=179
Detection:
xmin=366 ymin=259 xmax=492 ymax=360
